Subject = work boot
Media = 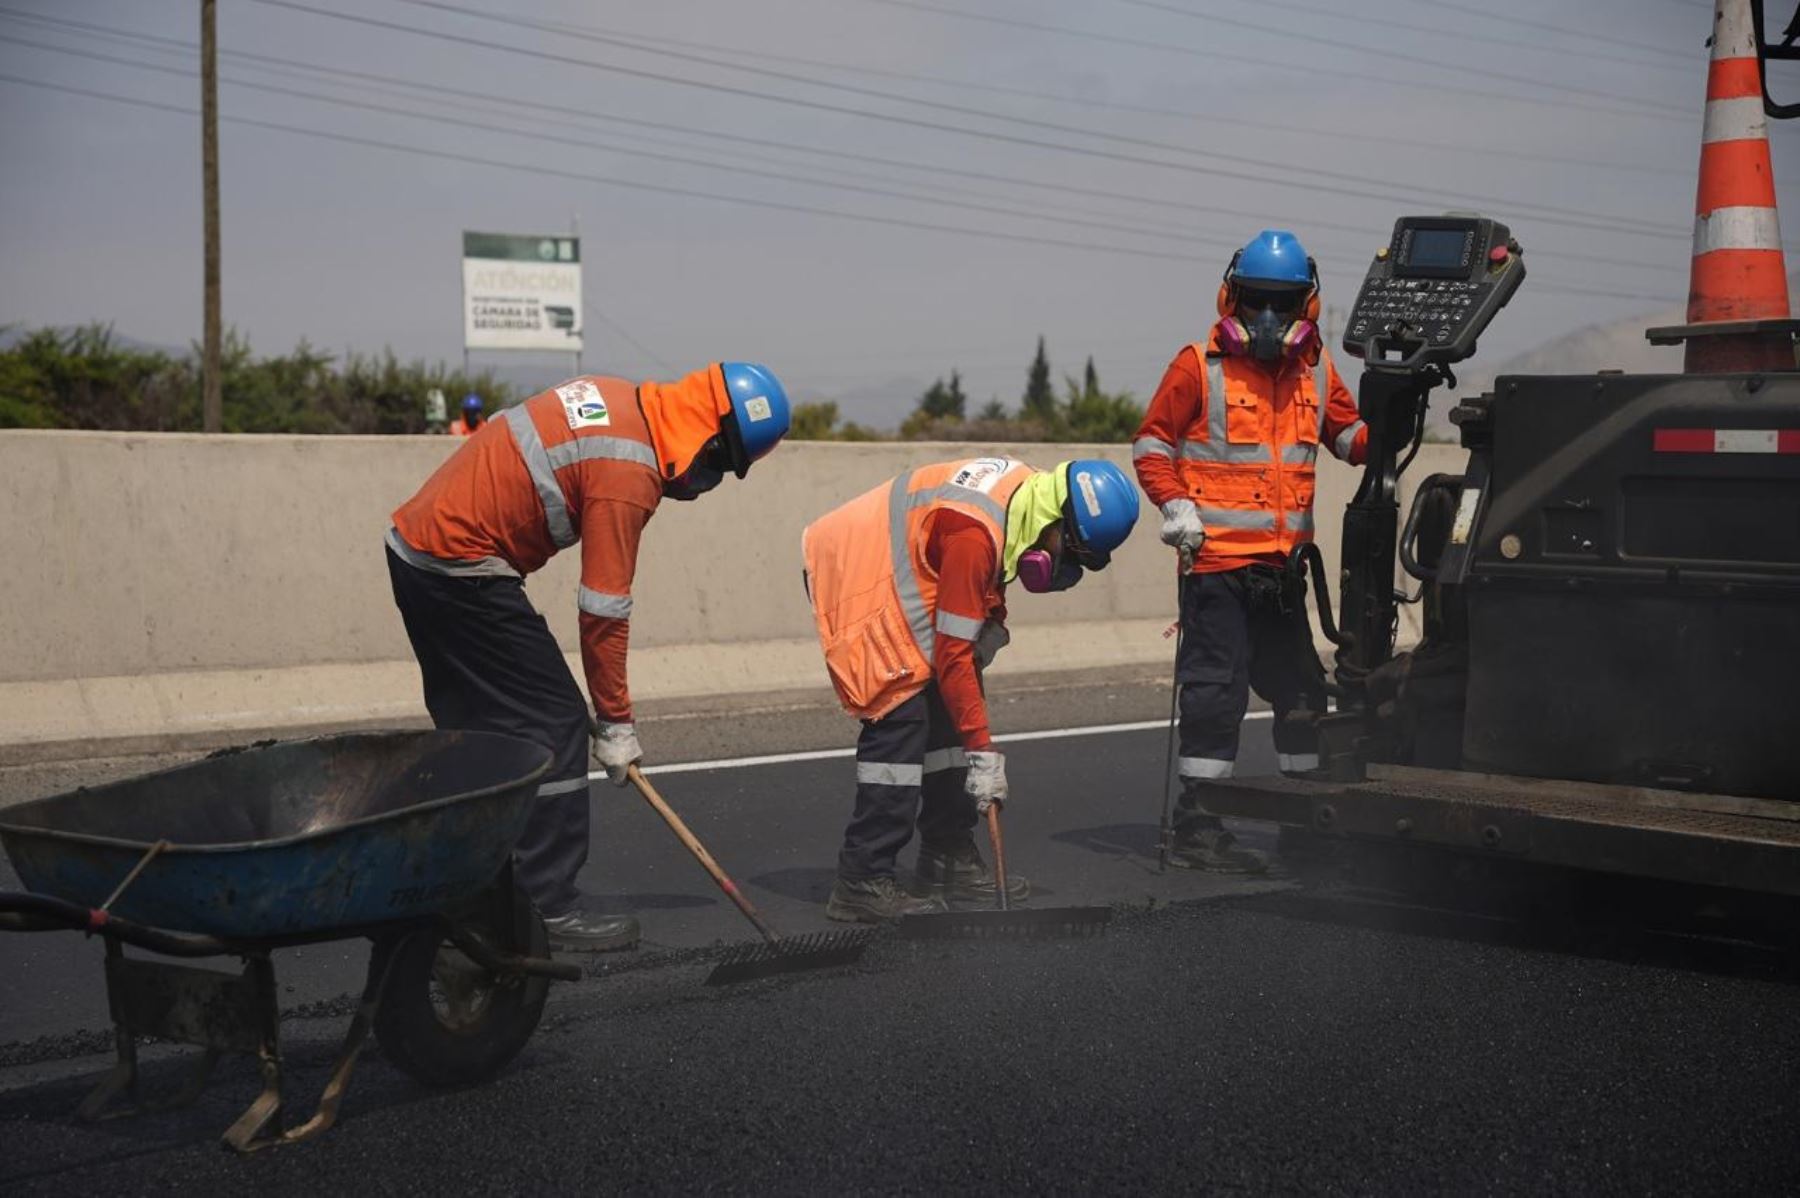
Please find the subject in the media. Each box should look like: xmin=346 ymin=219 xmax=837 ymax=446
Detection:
xmin=826 ymin=875 xmax=947 ymax=924
xmin=913 ymin=839 xmax=1030 ymax=904
xmin=543 ymin=910 xmax=640 ymax=953
xmin=1167 ymin=822 xmax=1269 ymax=875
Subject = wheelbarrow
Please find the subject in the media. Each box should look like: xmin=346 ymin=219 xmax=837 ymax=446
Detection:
xmin=0 ymin=730 xmax=581 ymax=1152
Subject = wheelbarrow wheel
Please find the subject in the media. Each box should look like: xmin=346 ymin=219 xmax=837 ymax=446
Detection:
xmin=373 ymin=882 xmax=551 ymax=1088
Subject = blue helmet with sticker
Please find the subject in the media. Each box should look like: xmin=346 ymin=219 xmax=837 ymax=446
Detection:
xmin=717 ymin=362 xmax=791 ymax=477
xmin=1234 ymin=229 xmax=1313 ymax=287
xmin=462 ymin=392 xmax=483 ymax=411
xmin=1064 ymin=459 xmax=1140 ymax=561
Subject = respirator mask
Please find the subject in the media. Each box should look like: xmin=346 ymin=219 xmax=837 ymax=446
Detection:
xmin=662 ymin=438 xmax=729 ymax=502
xmin=1217 ymin=284 xmax=1318 ymax=365
xmin=1016 ymin=509 xmax=1110 ymax=594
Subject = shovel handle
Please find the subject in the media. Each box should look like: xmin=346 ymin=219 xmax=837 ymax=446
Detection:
xmin=627 ymin=765 xmax=781 ymax=945
xmin=985 ymin=803 xmax=1010 ymax=912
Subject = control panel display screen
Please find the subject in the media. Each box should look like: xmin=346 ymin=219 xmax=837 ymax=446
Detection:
xmin=1342 ymin=213 xmax=1522 ymax=368
xmin=1403 ymin=228 xmax=1469 ymax=270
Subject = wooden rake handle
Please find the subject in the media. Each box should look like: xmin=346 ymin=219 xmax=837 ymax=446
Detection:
xmin=626 ymin=765 xmax=781 ymax=945
xmin=985 ymin=803 xmax=1010 ymax=912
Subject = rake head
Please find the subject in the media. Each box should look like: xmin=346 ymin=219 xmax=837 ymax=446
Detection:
xmin=703 ymin=928 xmax=874 ymax=986
xmin=897 ymin=905 xmax=1112 ymax=940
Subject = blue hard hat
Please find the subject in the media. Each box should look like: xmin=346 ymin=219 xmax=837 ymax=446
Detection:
xmin=1064 ymin=459 xmax=1141 ymax=559
xmin=1234 ymin=229 xmax=1313 ymax=287
xmin=718 ymin=362 xmax=791 ymax=477
xmin=462 ymin=393 xmax=483 ymax=411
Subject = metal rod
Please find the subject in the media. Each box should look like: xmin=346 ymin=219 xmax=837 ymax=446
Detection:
xmin=985 ymin=804 xmax=1010 ymax=912
xmin=101 ymin=840 xmax=171 ymax=913
xmin=1158 ymin=574 xmax=1184 ymax=873
xmin=201 ymin=0 xmax=221 ymax=433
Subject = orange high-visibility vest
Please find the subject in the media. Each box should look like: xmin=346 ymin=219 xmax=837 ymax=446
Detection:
xmin=803 ymin=457 xmax=1032 ymax=721
xmin=1164 ymin=344 xmax=1345 ymax=561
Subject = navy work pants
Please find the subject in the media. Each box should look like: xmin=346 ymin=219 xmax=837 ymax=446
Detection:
xmin=1176 ymin=566 xmax=1324 ymax=792
xmin=838 ymin=685 xmax=978 ymax=880
xmin=386 ymin=548 xmax=591 ymax=917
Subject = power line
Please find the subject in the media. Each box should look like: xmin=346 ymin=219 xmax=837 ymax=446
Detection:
xmin=1190 ymin=0 xmax=1690 ymax=73
xmin=858 ymin=0 xmax=1688 ymax=122
xmin=0 ymin=33 xmax=1256 ymax=253
xmin=0 ymin=16 xmax=1700 ymax=277
xmin=0 ymin=70 xmax=1683 ymax=304
xmin=1386 ymin=0 xmax=1705 ymax=62
xmin=1117 ymin=0 xmax=1691 ymax=113
xmin=0 ymin=14 xmax=1258 ymax=242
xmin=493 ymin=8 xmax=1732 ymax=183
xmin=252 ymin=0 xmax=1690 ymax=240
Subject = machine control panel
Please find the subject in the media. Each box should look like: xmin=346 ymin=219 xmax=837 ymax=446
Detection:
xmin=1342 ymin=215 xmax=1523 ymax=371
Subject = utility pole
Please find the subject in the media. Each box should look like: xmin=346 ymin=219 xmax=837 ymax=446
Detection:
xmin=201 ymin=0 xmax=221 ymax=432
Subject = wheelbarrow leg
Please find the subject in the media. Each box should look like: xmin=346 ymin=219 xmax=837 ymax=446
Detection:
xmin=221 ymin=954 xmax=285 ymax=1152
xmin=225 ymin=938 xmax=399 ymax=1153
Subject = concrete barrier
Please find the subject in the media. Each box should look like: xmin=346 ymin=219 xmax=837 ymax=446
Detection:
xmin=0 ymin=430 xmax=1465 ymax=758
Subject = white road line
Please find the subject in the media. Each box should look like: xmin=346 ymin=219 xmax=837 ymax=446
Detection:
xmin=614 ymin=710 xmax=1276 ymax=779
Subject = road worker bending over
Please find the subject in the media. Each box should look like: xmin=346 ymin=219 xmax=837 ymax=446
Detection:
xmin=386 ymin=364 xmax=792 ymax=951
xmin=803 ymin=457 xmax=1141 ymax=923
xmin=1134 ymin=229 xmax=1367 ymax=874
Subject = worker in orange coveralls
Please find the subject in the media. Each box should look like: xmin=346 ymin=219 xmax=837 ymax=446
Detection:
xmin=1134 ymin=230 xmax=1367 ymax=874
xmin=387 ymin=364 xmax=791 ymax=950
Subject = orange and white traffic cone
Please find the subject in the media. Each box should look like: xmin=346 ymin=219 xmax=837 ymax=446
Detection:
xmin=1684 ymin=0 xmax=1793 ymax=373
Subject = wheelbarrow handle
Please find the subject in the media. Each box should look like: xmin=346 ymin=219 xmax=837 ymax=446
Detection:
xmin=0 ymin=891 xmax=233 ymax=957
xmin=625 ymin=766 xmax=782 ymax=945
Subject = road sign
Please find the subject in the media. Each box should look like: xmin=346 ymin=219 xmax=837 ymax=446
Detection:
xmin=461 ymin=232 xmax=582 ymax=353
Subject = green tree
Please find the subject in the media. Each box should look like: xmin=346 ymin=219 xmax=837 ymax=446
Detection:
xmin=0 ymin=324 xmax=513 ymax=433
xmin=902 ymin=370 xmax=971 ymax=438
xmin=1021 ymin=335 xmax=1055 ymax=423
xmin=1060 ymin=358 xmax=1144 ymax=443
xmin=978 ymin=397 xmax=1007 ymax=421
xmin=789 ymin=400 xmax=842 ymax=440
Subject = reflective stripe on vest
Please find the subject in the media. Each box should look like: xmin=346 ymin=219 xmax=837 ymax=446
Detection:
xmin=546 ymin=436 xmax=660 ymax=473
xmin=888 ymin=472 xmax=937 ymax=663
xmin=889 ymin=469 xmax=1017 ymax=663
xmin=502 ymin=405 xmax=578 ymax=549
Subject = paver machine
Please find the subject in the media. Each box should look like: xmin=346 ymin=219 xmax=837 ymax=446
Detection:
xmin=1202 ymin=0 xmax=1800 ymax=901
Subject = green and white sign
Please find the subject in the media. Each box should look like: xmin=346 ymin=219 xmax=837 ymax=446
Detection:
xmin=461 ymin=231 xmax=582 ymax=352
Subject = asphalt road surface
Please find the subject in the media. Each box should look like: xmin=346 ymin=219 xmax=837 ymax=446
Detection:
xmin=5 ymin=714 xmax=1800 ymax=1193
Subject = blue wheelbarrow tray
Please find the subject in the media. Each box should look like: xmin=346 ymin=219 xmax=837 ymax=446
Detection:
xmin=0 ymin=731 xmax=553 ymax=940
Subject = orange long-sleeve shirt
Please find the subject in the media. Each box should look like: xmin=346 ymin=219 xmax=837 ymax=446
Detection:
xmin=926 ymin=511 xmax=1006 ymax=751
xmin=390 ymin=369 xmax=728 ymax=724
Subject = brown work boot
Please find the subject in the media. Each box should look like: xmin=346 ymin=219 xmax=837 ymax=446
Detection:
xmin=913 ymin=839 xmax=1030 ymax=904
xmin=826 ymin=875 xmax=947 ymax=924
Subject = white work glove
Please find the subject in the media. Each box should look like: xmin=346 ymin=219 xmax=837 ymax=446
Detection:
xmin=1160 ymin=498 xmax=1207 ymax=573
xmin=965 ymin=750 xmax=1008 ymax=812
xmin=589 ymin=720 xmax=642 ymax=787
xmin=1159 ymin=498 xmax=1207 ymax=553
xmin=973 ymin=619 xmax=1011 ymax=669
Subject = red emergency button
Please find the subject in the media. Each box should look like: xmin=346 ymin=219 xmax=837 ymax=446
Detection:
xmin=1488 ymin=244 xmax=1509 ymax=263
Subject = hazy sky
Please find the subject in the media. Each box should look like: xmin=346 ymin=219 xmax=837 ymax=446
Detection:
xmin=3 ymin=0 xmax=1796 ymax=425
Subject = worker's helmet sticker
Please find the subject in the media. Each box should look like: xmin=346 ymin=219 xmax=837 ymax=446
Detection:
xmin=1076 ymin=470 xmax=1102 ymax=518
xmin=744 ymin=396 xmax=773 ymax=423
xmin=950 ymin=457 xmax=1016 ymax=494
xmin=556 ymin=379 xmax=611 ymax=429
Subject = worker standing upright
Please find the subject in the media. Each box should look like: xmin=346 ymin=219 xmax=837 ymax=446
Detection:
xmin=1133 ymin=230 xmax=1367 ymax=873
xmin=387 ymin=364 xmax=791 ymax=950
xmin=803 ymin=457 xmax=1141 ymax=922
